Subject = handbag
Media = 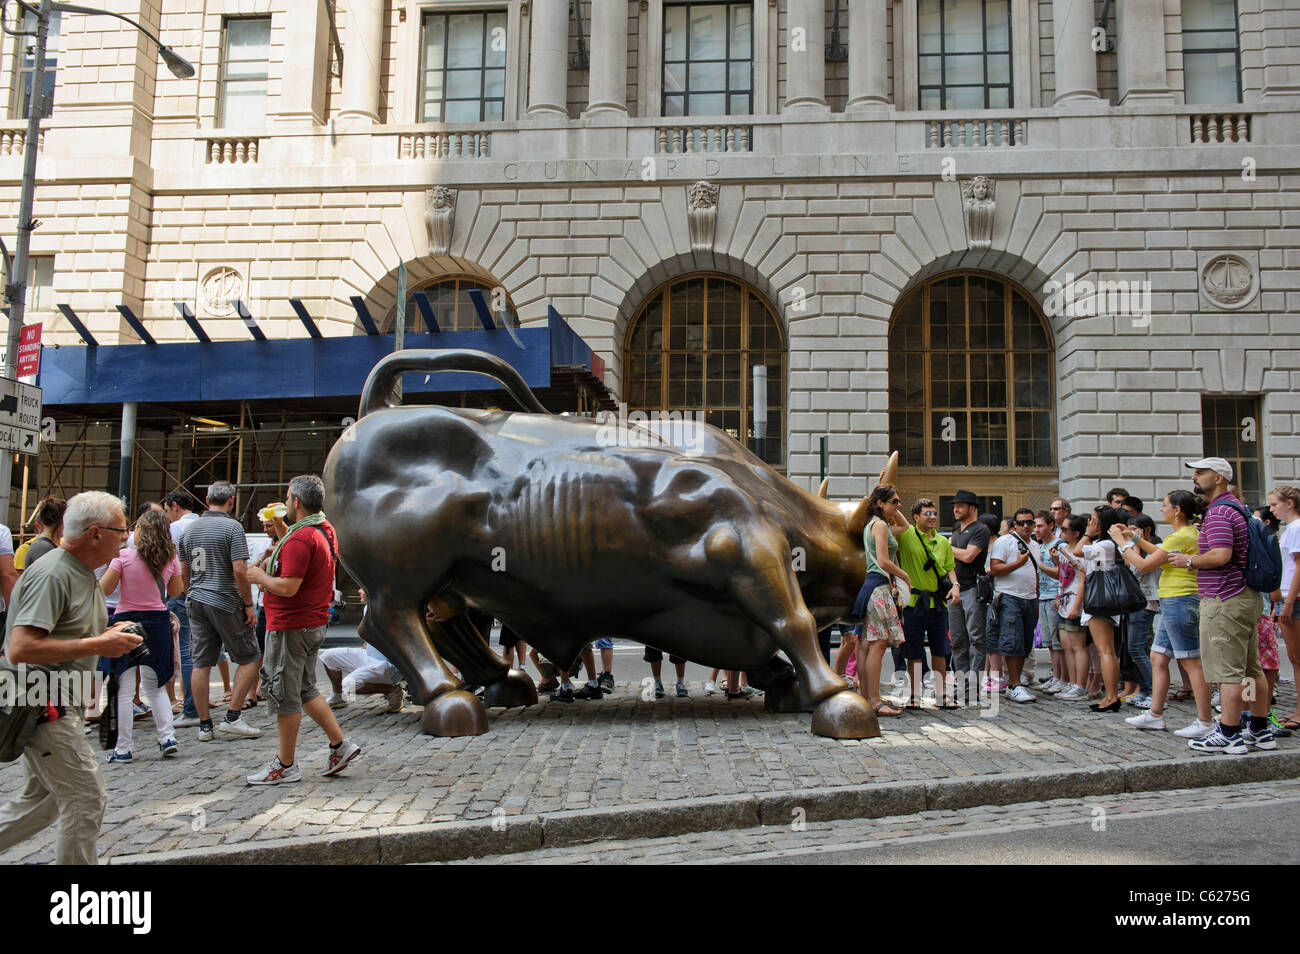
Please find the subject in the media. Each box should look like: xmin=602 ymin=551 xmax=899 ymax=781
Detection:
xmin=1083 ymin=545 xmax=1146 ymax=616
xmin=976 ymin=572 xmax=995 ymax=605
xmin=0 ymin=703 xmax=43 ymax=762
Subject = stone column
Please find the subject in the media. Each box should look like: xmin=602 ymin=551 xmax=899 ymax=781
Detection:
xmin=1116 ymin=0 xmax=1173 ymax=103
xmin=846 ymin=0 xmax=889 ymax=109
xmin=1052 ymin=0 xmax=1100 ymax=103
xmin=275 ymin=0 xmax=329 ymax=124
xmin=337 ymin=0 xmax=385 ymax=124
xmin=784 ymin=0 xmax=828 ymax=112
xmin=527 ymin=0 xmax=568 ymax=116
xmin=585 ymin=0 xmax=627 ymax=114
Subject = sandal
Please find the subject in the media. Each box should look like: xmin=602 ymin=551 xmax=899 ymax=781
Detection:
xmin=1169 ymin=689 xmax=1194 ymax=702
xmin=872 ymin=701 xmax=903 ymax=717
xmin=1282 ymin=719 xmax=1300 ymax=731
xmin=242 ymin=699 xmax=258 ymax=710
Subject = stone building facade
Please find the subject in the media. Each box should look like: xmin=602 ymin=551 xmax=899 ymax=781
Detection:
xmin=3 ymin=0 xmax=1299 ymax=521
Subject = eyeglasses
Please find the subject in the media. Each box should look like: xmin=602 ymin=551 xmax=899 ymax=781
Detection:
xmin=1049 ymin=506 xmax=1065 ymax=511
xmin=888 ymin=498 xmax=901 ymax=505
xmin=94 ymin=526 xmax=129 ymax=535
xmin=921 ymin=510 xmax=938 ymax=517
xmin=1015 ymin=519 xmax=1034 ymax=526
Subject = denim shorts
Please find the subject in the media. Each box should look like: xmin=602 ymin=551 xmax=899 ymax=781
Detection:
xmin=1151 ymin=595 xmax=1200 ymax=659
xmin=1271 ymin=602 xmax=1300 ymax=620
xmin=594 ymin=638 xmax=614 ymax=650
xmin=992 ymin=594 xmax=1036 ymax=657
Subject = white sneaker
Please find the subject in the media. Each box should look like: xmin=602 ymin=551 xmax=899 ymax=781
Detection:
xmin=1041 ymin=677 xmax=1063 ymax=694
xmin=704 ymin=680 xmax=719 ymax=695
xmin=216 ymin=716 xmax=262 ymax=738
xmin=326 ymin=693 xmax=348 ymax=709
xmin=1125 ymin=710 xmax=1166 ymax=731
xmin=1174 ymin=718 xmax=1215 ymax=739
xmin=923 ymin=672 xmax=935 ymax=689
xmin=892 ymin=673 xmax=908 ymax=692
xmin=1008 ymin=685 xmax=1036 ymax=703
xmin=1019 ymin=672 xmax=1032 ymax=686
xmin=1059 ymin=685 xmax=1087 ymax=700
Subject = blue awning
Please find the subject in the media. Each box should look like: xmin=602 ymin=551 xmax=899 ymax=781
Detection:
xmin=38 ymin=312 xmax=605 ymax=407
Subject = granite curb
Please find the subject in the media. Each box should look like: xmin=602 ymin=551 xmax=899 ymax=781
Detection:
xmin=109 ymin=749 xmax=1300 ymax=865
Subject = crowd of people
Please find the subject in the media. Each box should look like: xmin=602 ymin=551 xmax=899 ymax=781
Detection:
xmin=845 ymin=458 xmax=1298 ymax=757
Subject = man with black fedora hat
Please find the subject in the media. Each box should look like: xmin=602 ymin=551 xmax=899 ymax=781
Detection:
xmin=948 ymin=489 xmax=991 ymax=696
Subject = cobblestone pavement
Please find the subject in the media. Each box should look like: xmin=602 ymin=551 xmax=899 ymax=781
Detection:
xmin=1 ymin=674 xmax=1295 ymax=863
xmin=464 ymin=778 xmax=1300 ymax=865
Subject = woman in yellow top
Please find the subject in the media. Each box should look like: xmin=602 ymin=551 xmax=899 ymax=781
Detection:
xmin=1109 ymin=490 xmax=1214 ymax=738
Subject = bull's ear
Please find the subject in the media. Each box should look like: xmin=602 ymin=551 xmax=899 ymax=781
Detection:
xmin=846 ymin=496 xmax=871 ymax=538
xmin=817 ymin=477 xmax=829 ymax=499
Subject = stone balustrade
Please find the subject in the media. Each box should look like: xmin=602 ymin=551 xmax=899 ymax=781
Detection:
xmin=205 ymin=137 xmax=260 ymax=164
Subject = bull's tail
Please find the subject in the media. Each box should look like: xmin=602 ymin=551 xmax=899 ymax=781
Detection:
xmin=358 ymin=348 xmax=548 ymax=418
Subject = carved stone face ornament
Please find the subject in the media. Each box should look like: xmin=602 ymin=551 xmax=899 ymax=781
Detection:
xmin=427 ymin=187 xmax=457 ymax=256
xmin=962 ymin=176 xmax=995 ymax=250
xmin=687 ymin=180 xmax=719 ymax=251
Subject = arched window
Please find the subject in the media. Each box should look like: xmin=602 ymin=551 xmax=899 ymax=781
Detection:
xmin=889 ymin=273 xmax=1053 ymax=470
xmin=390 ymin=277 xmax=518 ymax=333
xmin=624 ymin=275 xmax=785 ymax=466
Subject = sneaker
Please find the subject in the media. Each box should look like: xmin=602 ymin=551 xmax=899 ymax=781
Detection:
xmin=175 ymin=714 xmax=201 ymax=727
xmin=1007 ymin=685 xmax=1036 ymax=704
xmin=1039 ymin=677 xmax=1062 ymax=694
xmin=735 ymin=684 xmax=756 ymax=698
xmin=132 ymin=702 xmax=151 ymax=720
xmin=385 ymin=687 xmax=405 ymax=713
xmin=217 ymin=716 xmax=262 ymax=738
xmin=923 ymin=672 xmax=935 ymax=689
xmin=981 ymin=677 xmax=998 ymax=693
xmin=1174 ymin=718 xmax=1215 ymax=739
xmin=159 ymin=738 xmax=179 ymax=758
xmin=574 ymin=682 xmax=604 ymax=700
xmin=892 ymin=673 xmax=908 ymax=693
xmin=598 ymin=671 xmax=615 ymax=694
xmin=551 ymin=685 xmax=575 ymax=703
xmin=536 ymin=678 xmax=559 ymax=693
xmin=321 ymin=739 xmax=362 ymax=777
xmin=1187 ymin=726 xmax=1248 ymax=754
xmin=247 ymin=756 xmax=302 ymax=785
xmin=1125 ymin=711 xmax=1166 ymax=731
xmin=1241 ymin=722 xmax=1278 ymax=751
xmin=998 ymin=675 xmax=1009 ymax=691
xmin=326 ymin=692 xmax=348 ymax=709
xmin=1019 ymin=672 xmax=1032 ymax=686
xmin=106 ymin=750 xmax=133 ymax=763
xmin=654 ymin=681 xmax=665 ymax=699
xmin=1267 ymin=711 xmax=1294 ymax=738
xmin=197 ymin=723 xmax=214 ymax=742
xmin=704 ymin=680 xmax=719 ymax=695
xmin=675 ymin=681 xmax=689 ymax=698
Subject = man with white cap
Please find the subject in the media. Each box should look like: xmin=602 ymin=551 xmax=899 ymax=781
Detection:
xmin=1166 ymin=458 xmax=1275 ymax=754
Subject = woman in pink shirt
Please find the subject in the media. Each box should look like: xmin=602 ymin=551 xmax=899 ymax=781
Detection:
xmin=98 ymin=510 xmax=184 ymax=762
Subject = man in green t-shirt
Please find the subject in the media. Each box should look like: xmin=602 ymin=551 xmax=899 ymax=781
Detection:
xmin=897 ymin=498 xmax=960 ymax=707
xmin=0 ymin=491 xmax=142 ymax=865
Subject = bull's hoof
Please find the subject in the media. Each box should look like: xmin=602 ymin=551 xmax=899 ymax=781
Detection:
xmin=482 ymin=668 xmax=539 ymax=708
xmin=418 ymin=689 xmax=489 ymax=737
xmin=763 ymin=671 xmax=811 ymax=713
xmin=810 ymin=690 xmax=880 ymax=739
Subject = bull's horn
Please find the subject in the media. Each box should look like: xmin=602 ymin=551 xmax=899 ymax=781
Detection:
xmin=817 ymin=477 xmax=829 ymax=499
xmin=881 ymin=450 xmax=899 ymax=488
xmin=846 ymin=495 xmax=871 ymax=538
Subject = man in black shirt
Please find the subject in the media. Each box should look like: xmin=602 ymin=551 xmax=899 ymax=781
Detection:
xmin=948 ymin=490 xmax=991 ymax=687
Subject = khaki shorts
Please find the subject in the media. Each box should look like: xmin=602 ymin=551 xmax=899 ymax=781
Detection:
xmin=261 ymin=626 xmax=327 ymax=716
xmin=187 ymin=599 xmax=260 ymax=667
xmin=1200 ymin=591 xmax=1264 ymax=684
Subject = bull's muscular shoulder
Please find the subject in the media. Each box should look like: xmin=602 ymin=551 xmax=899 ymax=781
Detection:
xmin=637 ymin=458 xmax=760 ymax=545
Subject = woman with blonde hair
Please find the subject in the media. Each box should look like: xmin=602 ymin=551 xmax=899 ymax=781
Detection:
xmin=1268 ymin=484 xmax=1300 ymax=731
xmin=98 ymin=509 xmax=184 ymax=761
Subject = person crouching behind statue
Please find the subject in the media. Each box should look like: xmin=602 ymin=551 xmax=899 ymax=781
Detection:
xmin=245 ymin=475 xmax=360 ymax=784
xmin=850 ymin=484 xmax=912 ymax=718
xmin=321 ymin=587 xmax=405 ymax=713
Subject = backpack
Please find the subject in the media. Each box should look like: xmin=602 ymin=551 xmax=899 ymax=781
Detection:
xmin=1209 ymin=500 xmax=1283 ymax=593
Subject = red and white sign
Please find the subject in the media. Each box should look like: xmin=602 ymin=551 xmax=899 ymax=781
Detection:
xmin=16 ymin=323 xmax=40 ymax=378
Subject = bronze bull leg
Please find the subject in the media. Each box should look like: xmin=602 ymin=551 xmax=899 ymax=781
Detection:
xmin=360 ymin=590 xmax=488 ymax=737
xmin=714 ymin=524 xmax=880 ymax=739
xmin=428 ymin=614 xmax=539 ymax=709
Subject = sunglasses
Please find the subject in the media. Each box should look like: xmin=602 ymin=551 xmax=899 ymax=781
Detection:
xmin=921 ymin=510 xmax=938 ymax=517
xmin=888 ymin=498 xmax=901 ymax=505
xmin=1015 ymin=519 xmax=1034 ymax=526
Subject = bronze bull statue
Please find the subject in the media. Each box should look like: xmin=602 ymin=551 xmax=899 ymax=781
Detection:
xmin=323 ymin=349 xmax=881 ymax=740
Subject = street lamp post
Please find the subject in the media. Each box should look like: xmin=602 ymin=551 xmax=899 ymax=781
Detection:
xmin=0 ymin=0 xmax=192 ymax=523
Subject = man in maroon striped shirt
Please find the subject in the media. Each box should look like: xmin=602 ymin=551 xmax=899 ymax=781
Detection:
xmin=1165 ymin=458 xmax=1275 ymax=754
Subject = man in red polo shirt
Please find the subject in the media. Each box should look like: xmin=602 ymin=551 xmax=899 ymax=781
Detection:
xmin=244 ymin=474 xmax=361 ymax=784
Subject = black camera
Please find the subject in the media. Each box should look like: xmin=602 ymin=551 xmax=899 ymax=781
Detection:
xmin=122 ymin=622 xmax=150 ymax=663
